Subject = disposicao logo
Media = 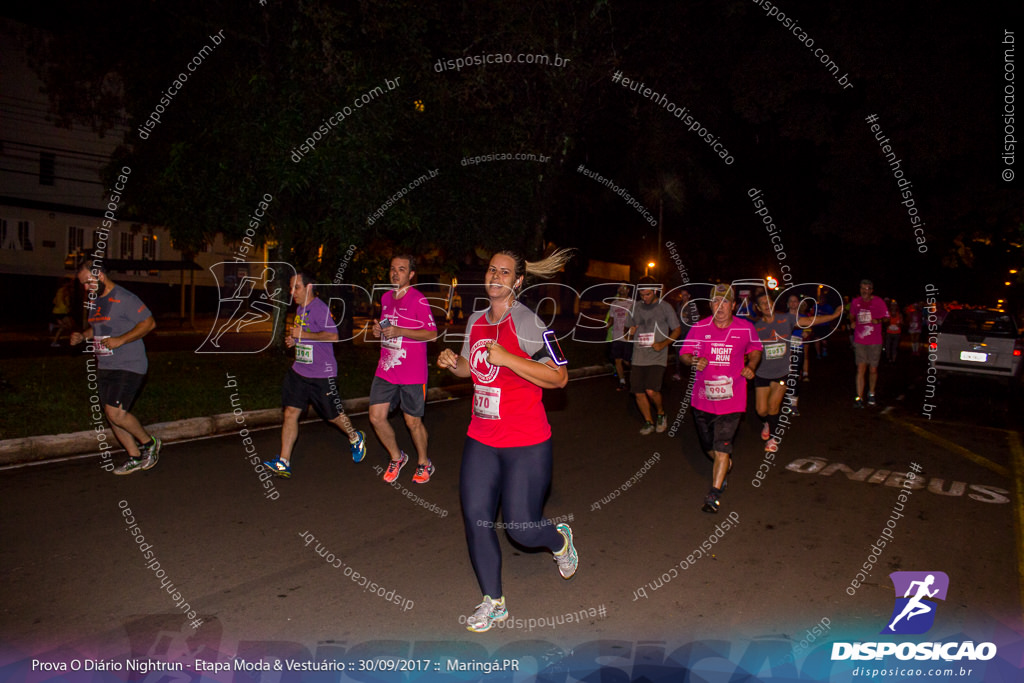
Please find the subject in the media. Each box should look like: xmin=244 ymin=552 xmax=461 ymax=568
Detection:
xmin=831 ymin=570 xmax=997 ymax=662
xmin=882 ymin=571 xmax=948 ymax=635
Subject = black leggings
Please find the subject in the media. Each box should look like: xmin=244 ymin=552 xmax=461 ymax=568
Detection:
xmin=460 ymin=436 xmax=564 ymax=598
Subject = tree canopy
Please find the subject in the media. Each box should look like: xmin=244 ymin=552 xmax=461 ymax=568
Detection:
xmin=14 ymin=0 xmax=1020 ymax=303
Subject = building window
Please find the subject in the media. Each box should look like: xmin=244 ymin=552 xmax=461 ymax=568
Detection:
xmin=1 ymin=219 xmax=34 ymax=251
xmin=39 ymin=152 xmax=56 ymax=186
xmin=119 ymin=231 xmax=134 ymax=259
xmin=68 ymin=225 xmax=85 ymax=255
xmin=141 ymin=227 xmax=158 ymax=274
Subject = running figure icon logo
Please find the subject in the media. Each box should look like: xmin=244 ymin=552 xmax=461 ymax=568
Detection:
xmin=881 ymin=571 xmax=949 ymax=635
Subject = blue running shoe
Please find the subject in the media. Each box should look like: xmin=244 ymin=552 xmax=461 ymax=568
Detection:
xmin=263 ymin=457 xmax=292 ymax=478
xmin=350 ymin=430 xmax=367 ymax=462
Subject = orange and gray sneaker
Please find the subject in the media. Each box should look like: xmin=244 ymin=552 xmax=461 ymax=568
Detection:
xmin=412 ymin=460 xmax=435 ymax=484
xmin=382 ymin=451 xmax=409 ymax=483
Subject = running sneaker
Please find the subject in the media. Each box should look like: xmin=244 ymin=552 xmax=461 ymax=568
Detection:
xmin=639 ymin=421 xmax=655 ymax=435
xmin=616 ymin=380 xmax=627 ymax=392
xmin=554 ymin=523 xmax=578 ymax=579
xmin=854 ymin=396 xmax=864 ymax=409
xmin=138 ymin=436 xmax=161 ymax=470
xmin=866 ymin=393 xmax=877 ymax=407
xmin=113 ymin=457 xmax=147 ymax=476
xmin=349 ymin=430 xmax=367 ymax=462
xmin=383 ymin=451 xmax=409 ymax=483
xmin=760 ymin=421 xmax=770 ymax=441
xmin=412 ymin=460 xmax=435 ymax=484
xmin=655 ymin=413 xmax=667 ymax=433
xmin=702 ymin=489 xmax=721 ymax=514
xmin=465 ymin=595 xmax=508 ymax=633
xmin=263 ymin=457 xmax=292 ymax=478
xmin=764 ymin=437 xmax=779 ymax=453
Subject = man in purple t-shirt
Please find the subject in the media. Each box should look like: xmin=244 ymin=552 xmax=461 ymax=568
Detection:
xmin=849 ymin=279 xmax=889 ymax=408
xmin=370 ymin=255 xmax=438 ymax=484
xmin=680 ymin=284 xmax=762 ymax=514
xmin=263 ymin=273 xmax=367 ymax=478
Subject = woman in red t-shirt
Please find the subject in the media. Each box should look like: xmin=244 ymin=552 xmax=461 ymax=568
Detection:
xmin=437 ymin=249 xmax=577 ymax=633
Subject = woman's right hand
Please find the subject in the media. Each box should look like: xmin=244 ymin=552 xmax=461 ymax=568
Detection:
xmin=437 ymin=348 xmax=459 ymax=370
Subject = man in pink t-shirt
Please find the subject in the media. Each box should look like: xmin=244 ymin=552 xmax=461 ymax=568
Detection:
xmin=849 ymin=279 xmax=889 ymax=408
xmin=680 ymin=284 xmax=762 ymax=514
xmin=371 ymin=255 xmax=439 ymax=484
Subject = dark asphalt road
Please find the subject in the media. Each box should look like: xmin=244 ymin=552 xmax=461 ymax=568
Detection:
xmin=1 ymin=345 xmax=1020 ymax=678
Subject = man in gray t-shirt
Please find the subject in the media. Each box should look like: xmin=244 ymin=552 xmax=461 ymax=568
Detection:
xmin=626 ymin=278 xmax=681 ymax=434
xmin=71 ymin=260 xmax=161 ymax=475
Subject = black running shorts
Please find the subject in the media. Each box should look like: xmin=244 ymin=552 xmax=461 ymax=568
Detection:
xmin=693 ymin=408 xmax=743 ymax=455
xmin=281 ymin=369 xmax=343 ymax=420
xmin=98 ymin=369 xmax=147 ymax=411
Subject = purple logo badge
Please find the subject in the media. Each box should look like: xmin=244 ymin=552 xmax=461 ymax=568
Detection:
xmin=882 ymin=571 xmax=949 ymax=635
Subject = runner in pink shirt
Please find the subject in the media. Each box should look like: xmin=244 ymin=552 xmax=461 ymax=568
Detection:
xmin=849 ymin=279 xmax=889 ymax=407
xmin=371 ymin=255 xmax=439 ymax=484
xmin=680 ymin=283 xmax=762 ymax=514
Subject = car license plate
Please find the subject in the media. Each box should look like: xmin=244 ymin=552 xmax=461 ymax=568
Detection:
xmin=960 ymin=351 xmax=987 ymax=362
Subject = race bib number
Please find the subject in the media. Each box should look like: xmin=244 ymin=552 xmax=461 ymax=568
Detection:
xmin=93 ymin=336 xmax=114 ymax=357
xmin=704 ymin=376 xmax=734 ymax=401
xmin=295 ymin=343 xmax=313 ymax=364
xmin=382 ymin=317 xmax=402 ymax=350
xmin=637 ymin=332 xmax=655 ymax=348
xmin=857 ymin=309 xmax=872 ymax=325
xmin=473 ymin=385 xmax=501 ymax=420
xmin=764 ymin=342 xmax=787 ymax=360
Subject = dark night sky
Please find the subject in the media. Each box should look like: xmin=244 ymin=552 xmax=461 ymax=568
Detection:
xmin=3 ymin=1 xmax=1019 ymax=307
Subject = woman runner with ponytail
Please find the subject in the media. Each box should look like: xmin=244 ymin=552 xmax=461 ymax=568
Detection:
xmin=437 ymin=248 xmax=578 ymax=632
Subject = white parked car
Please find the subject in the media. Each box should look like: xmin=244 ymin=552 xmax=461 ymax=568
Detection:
xmin=933 ymin=309 xmax=1023 ymax=384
